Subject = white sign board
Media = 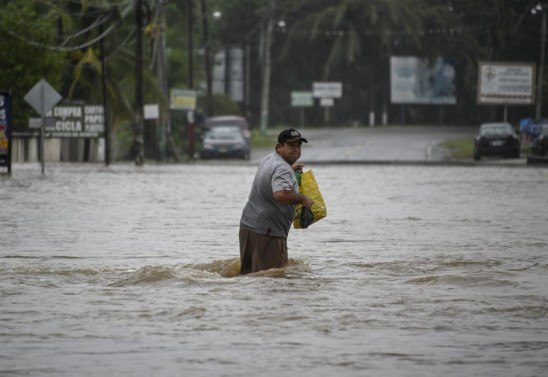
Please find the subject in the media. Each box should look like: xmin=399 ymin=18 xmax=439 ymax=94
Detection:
xmin=320 ymin=98 xmax=334 ymax=107
xmin=144 ymin=104 xmax=159 ymax=119
xmin=477 ymin=62 xmax=535 ymax=105
xmin=313 ymin=82 xmax=342 ymax=98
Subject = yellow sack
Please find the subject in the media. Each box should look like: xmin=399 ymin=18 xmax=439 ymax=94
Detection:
xmin=293 ymin=170 xmax=327 ymax=229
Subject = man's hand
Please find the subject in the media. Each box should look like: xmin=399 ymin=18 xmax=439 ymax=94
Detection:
xmin=273 ymin=190 xmax=313 ymax=208
xmin=292 ymin=163 xmax=304 ymax=172
xmin=301 ymin=196 xmax=313 ymax=208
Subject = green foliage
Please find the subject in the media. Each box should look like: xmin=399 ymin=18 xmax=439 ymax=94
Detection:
xmin=0 ymin=1 xmax=65 ymax=130
xmin=439 ymin=138 xmax=474 ymax=159
xmin=2 ymin=0 xmax=545 ymax=157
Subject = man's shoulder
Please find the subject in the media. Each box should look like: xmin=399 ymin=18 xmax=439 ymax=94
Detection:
xmin=261 ymin=152 xmax=289 ymax=170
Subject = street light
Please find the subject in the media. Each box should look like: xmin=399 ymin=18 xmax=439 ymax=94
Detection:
xmin=532 ymin=2 xmax=546 ymax=120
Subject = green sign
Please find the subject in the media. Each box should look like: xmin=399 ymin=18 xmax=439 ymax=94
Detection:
xmin=291 ymin=91 xmax=314 ymax=107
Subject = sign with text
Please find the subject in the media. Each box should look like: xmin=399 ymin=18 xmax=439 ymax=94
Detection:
xmin=0 ymin=92 xmax=11 ymax=172
xmin=477 ymin=62 xmax=535 ymax=105
xmin=44 ymin=105 xmax=105 ymax=138
xmin=291 ymin=91 xmax=314 ymax=107
xmin=313 ymin=82 xmax=342 ymax=98
xmin=170 ymin=89 xmax=197 ymax=110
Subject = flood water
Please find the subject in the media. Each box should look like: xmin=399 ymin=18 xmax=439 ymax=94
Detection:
xmin=1 ymin=162 xmax=547 ymax=377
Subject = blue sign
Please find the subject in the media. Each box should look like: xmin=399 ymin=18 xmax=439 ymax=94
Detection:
xmin=0 ymin=92 xmax=11 ymax=173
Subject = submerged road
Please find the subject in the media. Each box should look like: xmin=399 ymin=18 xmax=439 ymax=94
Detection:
xmin=251 ymin=125 xmax=477 ymax=164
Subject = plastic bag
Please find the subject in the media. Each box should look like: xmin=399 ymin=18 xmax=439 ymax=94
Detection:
xmin=293 ymin=170 xmax=327 ymax=229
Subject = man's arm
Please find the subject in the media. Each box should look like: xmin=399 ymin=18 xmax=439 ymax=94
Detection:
xmin=273 ymin=190 xmax=313 ymax=208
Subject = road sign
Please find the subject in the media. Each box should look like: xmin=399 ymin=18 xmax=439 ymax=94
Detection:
xmin=313 ymin=82 xmax=342 ymax=98
xmin=170 ymin=89 xmax=197 ymax=110
xmin=23 ymin=79 xmax=63 ymax=174
xmin=320 ymin=98 xmax=334 ymax=107
xmin=23 ymin=79 xmax=62 ymax=115
xmin=291 ymin=91 xmax=314 ymax=107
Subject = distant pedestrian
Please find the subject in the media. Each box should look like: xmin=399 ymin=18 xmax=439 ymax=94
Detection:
xmin=239 ymin=128 xmax=313 ymax=274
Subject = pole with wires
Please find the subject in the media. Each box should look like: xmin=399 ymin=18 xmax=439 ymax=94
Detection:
xmin=133 ymin=0 xmax=145 ymax=165
xmin=535 ymin=4 xmax=546 ymax=120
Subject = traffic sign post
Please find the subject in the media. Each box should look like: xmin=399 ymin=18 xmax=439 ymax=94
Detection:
xmin=312 ymin=82 xmax=342 ymax=125
xmin=170 ymin=89 xmax=197 ymax=159
xmin=291 ymin=91 xmax=313 ymax=128
xmin=24 ymin=79 xmax=62 ymax=174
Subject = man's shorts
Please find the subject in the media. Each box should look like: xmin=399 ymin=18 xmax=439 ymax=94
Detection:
xmin=239 ymin=227 xmax=288 ymax=275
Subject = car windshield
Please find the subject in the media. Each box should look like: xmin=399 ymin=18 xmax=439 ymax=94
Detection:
xmin=205 ymin=127 xmax=243 ymax=141
xmin=480 ymin=125 xmax=513 ymax=136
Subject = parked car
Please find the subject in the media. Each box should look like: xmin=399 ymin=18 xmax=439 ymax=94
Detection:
xmin=203 ymin=115 xmax=251 ymax=144
xmin=531 ymin=124 xmax=548 ymax=156
xmin=200 ymin=126 xmax=250 ymax=160
xmin=473 ymin=122 xmax=520 ymax=161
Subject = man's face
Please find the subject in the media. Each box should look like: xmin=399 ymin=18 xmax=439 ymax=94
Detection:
xmin=277 ymin=141 xmax=302 ymax=165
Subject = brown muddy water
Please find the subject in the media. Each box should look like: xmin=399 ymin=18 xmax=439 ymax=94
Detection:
xmin=1 ymin=162 xmax=547 ymax=377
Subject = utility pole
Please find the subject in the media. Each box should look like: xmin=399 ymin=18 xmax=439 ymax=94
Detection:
xmin=536 ymin=7 xmax=546 ymax=120
xmin=259 ymin=2 xmax=274 ymax=135
xmin=186 ymin=0 xmax=197 ymax=159
xmin=156 ymin=0 xmax=180 ymax=162
xmin=99 ymin=18 xmax=111 ymax=166
xmin=133 ymin=0 xmax=145 ymax=165
xmin=188 ymin=0 xmax=194 ymax=89
xmin=200 ymin=0 xmax=213 ymax=115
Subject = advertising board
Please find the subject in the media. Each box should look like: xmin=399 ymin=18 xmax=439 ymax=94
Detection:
xmin=0 ymin=92 xmax=11 ymax=173
xmin=43 ymin=105 xmax=105 ymax=138
xmin=477 ymin=62 xmax=535 ymax=105
xmin=390 ymin=56 xmax=456 ymax=104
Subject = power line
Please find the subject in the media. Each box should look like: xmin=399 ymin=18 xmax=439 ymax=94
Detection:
xmin=0 ymin=1 xmax=133 ymax=51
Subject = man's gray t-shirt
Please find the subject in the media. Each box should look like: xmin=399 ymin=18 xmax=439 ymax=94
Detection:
xmin=240 ymin=152 xmax=298 ymax=238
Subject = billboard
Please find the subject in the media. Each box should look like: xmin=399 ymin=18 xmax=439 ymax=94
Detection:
xmin=213 ymin=48 xmax=244 ymax=102
xmin=44 ymin=104 xmax=105 ymax=138
xmin=390 ymin=56 xmax=456 ymax=104
xmin=477 ymin=62 xmax=535 ymax=105
xmin=0 ymin=92 xmax=11 ymax=173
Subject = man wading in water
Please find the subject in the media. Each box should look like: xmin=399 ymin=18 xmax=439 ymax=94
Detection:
xmin=239 ymin=129 xmax=313 ymax=274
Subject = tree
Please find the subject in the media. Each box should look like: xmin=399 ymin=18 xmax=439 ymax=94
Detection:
xmin=0 ymin=1 xmax=65 ymax=130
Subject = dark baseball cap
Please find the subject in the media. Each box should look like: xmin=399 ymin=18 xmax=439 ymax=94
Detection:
xmin=277 ymin=128 xmax=308 ymax=143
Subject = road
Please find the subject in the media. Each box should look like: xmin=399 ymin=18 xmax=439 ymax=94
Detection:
xmin=251 ymin=125 xmax=477 ymax=164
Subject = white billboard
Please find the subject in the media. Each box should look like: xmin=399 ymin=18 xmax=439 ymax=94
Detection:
xmin=390 ymin=56 xmax=456 ymax=104
xmin=212 ymin=48 xmax=244 ymax=102
xmin=477 ymin=62 xmax=535 ymax=105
